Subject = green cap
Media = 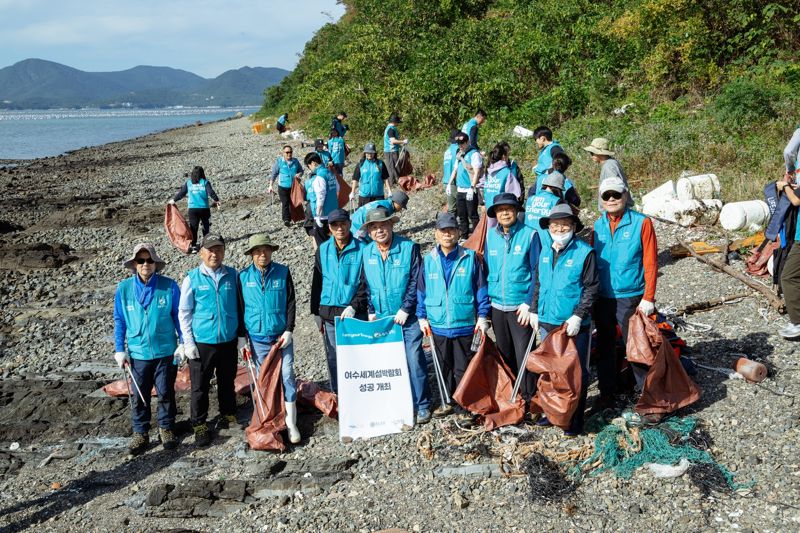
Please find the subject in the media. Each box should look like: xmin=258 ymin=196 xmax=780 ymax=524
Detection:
xmin=244 ymin=233 xmax=279 ymax=254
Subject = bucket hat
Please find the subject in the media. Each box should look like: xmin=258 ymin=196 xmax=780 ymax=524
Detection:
xmin=363 ymin=142 xmax=377 ymax=154
xmin=124 ymin=242 xmax=166 ymax=272
xmin=244 ymin=234 xmax=279 ymax=254
xmin=542 ymin=171 xmax=566 ymax=191
xmin=364 ymin=207 xmax=399 ymax=227
xmin=487 ymin=192 xmax=522 ymax=218
xmin=582 ymin=137 xmax=615 ymax=156
xmin=539 ymin=203 xmax=584 ymax=232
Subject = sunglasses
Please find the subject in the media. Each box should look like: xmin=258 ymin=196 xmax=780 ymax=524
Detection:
xmin=135 ymin=258 xmax=155 ymax=264
xmin=601 ymin=191 xmax=623 ymax=201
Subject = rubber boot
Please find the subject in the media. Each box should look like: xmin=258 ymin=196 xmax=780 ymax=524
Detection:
xmin=285 ymin=401 xmax=301 ymax=444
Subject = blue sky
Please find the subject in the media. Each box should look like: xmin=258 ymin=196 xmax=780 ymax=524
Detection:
xmin=0 ymin=0 xmax=346 ymax=77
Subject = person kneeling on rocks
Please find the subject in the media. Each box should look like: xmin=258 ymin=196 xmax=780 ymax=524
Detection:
xmin=178 ymin=234 xmax=247 ymax=446
xmin=350 ymin=190 xmax=409 ymax=241
xmin=169 ymin=166 xmax=221 ymax=254
xmin=113 ymin=242 xmax=183 ymax=455
xmin=416 ymin=212 xmax=490 ymax=423
xmin=238 ymin=234 xmax=300 ymax=443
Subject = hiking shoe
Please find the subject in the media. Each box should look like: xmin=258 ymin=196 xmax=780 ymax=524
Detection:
xmin=433 ymin=404 xmax=453 ymax=418
xmin=779 ymin=323 xmax=800 ymax=339
xmin=193 ymin=423 xmax=211 ymax=447
xmin=159 ymin=428 xmax=177 ymax=450
xmin=416 ymin=409 xmax=432 ymax=425
xmin=128 ymin=432 xmax=149 ymax=455
xmin=216 ymin=414 xmax=238 ymax=430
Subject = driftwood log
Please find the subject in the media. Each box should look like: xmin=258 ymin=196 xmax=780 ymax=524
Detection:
xmin=676 ymin=292 xmax=753 ymax=315
xmin=677 ymin=239 xmax=785 ymax=312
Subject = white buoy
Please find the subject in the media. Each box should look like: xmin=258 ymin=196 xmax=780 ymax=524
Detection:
xmin=719 ymin=200 xmax=770 ymax=231
xmin=642 ymin=180 xmax=677 ymax=205
xmin=675 ymin=174 xmax=721 ymax=201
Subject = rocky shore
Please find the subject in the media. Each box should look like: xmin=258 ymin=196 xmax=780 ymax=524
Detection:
xmin=1 ymin=118 xmax=799 ymax=532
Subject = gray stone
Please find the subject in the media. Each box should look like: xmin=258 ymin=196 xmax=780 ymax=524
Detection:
xmin=145 ymin=483 xmax=174 ymax=507
xmin=219 ymin=479 xmax=247 ymax=501
xmin=433 ymin=463 xmax=503 ymax=479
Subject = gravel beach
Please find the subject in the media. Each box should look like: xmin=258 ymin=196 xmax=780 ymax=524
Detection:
xmin=1 ymin=117 xmax=799 ymax=532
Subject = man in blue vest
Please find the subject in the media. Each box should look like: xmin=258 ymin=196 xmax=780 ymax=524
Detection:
xmin=178 ymin=234 xmax=246 ymax=446
xmin=360 ymin=207 xmax=432 ymax=424
xmin=169 ymin=166 xmax=221 ymax=253
xmin=239 ymin=234 xmax=300 ymax=443
xmin=351 ymin=142 xmax=390 ymax=206
xmin=417 ymin=213 xmax=490 ymax=421
xmin=328 ymin=128 xmax=346 ymax=176
xmin=525 ymin=171 xmax=565 ymax=237
xmin=461 ymin=109 xmax=487 ymax=152
xmin=310 ymin=209 xmax=367 ymax=393
xmin=443 ymin=129 xmax=460 ymax=214
xmin=113 ymin=243 xmax=183 ymax=455
xmin=331 ymin=112 xmax=349 ymax=139
xmin=532 ymin=126 xmax=564 ymax=183
xmin=276 ymin=113 xmax=288 ymax=133
xmin=350 ymin=190 xmax=409 ymax=240
xmin=304 ymin=152 xmax=340 ymax=248
xmin=269 ymin=145 xmax=304 ymax=227
xmin=447 ymin=132 xmax=483 ymax=240
xmin=485 ymin=193 xmax=541 ymax=408
xmin=532 ymin=204 xmax=599 ymax=435
xmin=592 ymin=177 xmax=658 ymax=413
xmin=384 ymin=113 xmax=408 ymax=187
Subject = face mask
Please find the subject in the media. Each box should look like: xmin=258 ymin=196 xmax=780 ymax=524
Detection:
xmin=549 ymin=230 xmax=573 ymax=247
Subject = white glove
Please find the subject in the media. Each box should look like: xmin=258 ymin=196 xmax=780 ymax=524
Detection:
xmin=167 ymin=199 xmax=176 ymax=205
xmin=516 ymin=303 xmax=531 ymax=326
xmin=403 ymin=139 xmax=409 ymax=145
xmin=340 ymin=306 xmax=356 ymax=319
xmin=185 ymin=344 xmax=200 ymax=360
xmin=349 ymin=191 xmax=355 ymax=200
xmin=394 ymin=309 xmax=409 ymax=325
xmin=268 ymin=182 xmax=274 ymax=193
xmin=565 ymin=315 xmax=582 ymax=337
xmin=173 ymin=344 xmax=185 ymax=365
xmin=446 ymin=182 xmax=453 ymax=196
xmin=278 ymin=331 xmax=293 ymax=348
xmin=531 ymin=313 xmax=539 ymax=334
xmin=418 ymin=318 xmax=431 ymax=336
xmin=313 ymin=315 xmax=324 ymax=331
xmin=466 ymin=188 xmax=474 ymax=202
xmin=475 ymin=317 xmax=489 ymax=334
xmin=368 ymin=313 xmax=377 ymax=321
xmin=114 ymin=351 xmax=128 ymax=369
xmin=315 ymin=216 xmax=323 ymax=227
xmin=638 ymin=299 xmax=656 ymax=316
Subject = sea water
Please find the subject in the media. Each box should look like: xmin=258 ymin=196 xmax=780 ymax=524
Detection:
xmin=0 ymin=107 xmax=259 ymax=160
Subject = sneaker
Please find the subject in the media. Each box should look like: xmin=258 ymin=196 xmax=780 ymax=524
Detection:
xmin=159 ymin=428 xmax=177 ymax=450
xmin=128 ymin=432 xmax=149 ymax=455
xmin=193 ymin=423 xmax=211 ymax=447
xmin=433 ymin=404 xmax=453 ymax=418
xmin=216 ymin=414 xmax=238 ymax=430
xmin=779 ymin=323 xmax=800 ymax=339
xmin=415 ymin=409 xmax=432 ymax=425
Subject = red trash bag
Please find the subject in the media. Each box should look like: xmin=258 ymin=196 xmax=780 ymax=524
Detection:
xmin=745 ymin=240 xmax=779 ymax=276
xmin=164 ymin=204 xmax=193 ymax=254
xmin=526 ymin=325 xmax=583 ymax=428
xmin=296 ymin=379 xmax=338 ymax=418
xmin=626 ymin=310 xmax=701 ymax=415
xmin=289 ymin=178 xmax=306 ymax=222
xmin=453 ymin=337 xmax=524 ymax=430
xmin=462 ymin=213 xmax=488 ymax=259
xmin=336 ymin=173 xmax=352 ymax=209
xmin=395 ymin=148 xmax=413 ymax=176
xmin=245 ymin=345 xmax=287 ymax=451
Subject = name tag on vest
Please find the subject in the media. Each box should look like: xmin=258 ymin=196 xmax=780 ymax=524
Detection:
xmin=368 ymin=258 xmax=378 ymax=265
xmin=246 ymin=281 xmax=258 ymax=288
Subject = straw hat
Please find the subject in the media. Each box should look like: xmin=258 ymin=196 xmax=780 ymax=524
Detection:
xmin=582 ymin=137 xmax=615 ymax=156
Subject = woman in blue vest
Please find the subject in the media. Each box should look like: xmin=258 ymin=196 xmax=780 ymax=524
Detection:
xmin=314 ymin=138 xmax=335 ymax=170
xmin=499 ymin=141 xmax=525 ymax=203
xmin=169 ymin=166 xmax=221 ymax=253
xmin=328 ymin=128 xmax=346 ymax=176
xmin=525 ymin=171 xmax=565 ymax=236
xmin=331 ymin=112 xmax=349 ymax=138
xmin=178 ymin=234 xmax=246 ymax=446
xmin=269 ymin=145 xmax=304 ymax=227
xmin=113 ymin=242 xmax=183 ymax=455
xmin=416 ymin=212 xmax=490 ymax=423
xmin=238 ymin=233 xmax=300 ymax=444
xmin=484 ymin=193 xmax=541 ymax=409
xmin=531 ymin=204 xmax=599 ymax=435
xmin=383 ymin=113 xmax=407 ymax=186
xmin=303 ymin=152 xmax=340 ymax=249
xmin=351 ymin=142 xmax=390 ymax=206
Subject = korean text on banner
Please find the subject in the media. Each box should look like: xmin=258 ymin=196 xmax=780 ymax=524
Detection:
xmin=335 ymin=317 xmax=414 ymax=440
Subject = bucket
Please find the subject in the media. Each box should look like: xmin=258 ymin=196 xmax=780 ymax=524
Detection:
xmin=733 ymin=357 xmax=767 ymax=383
xmin=251 ymin=123 xmax=264 ymax=134
xmin=676 ymin=174 xmax=720 ymax=201
xmin=642 ymin=180 xmax=677 ymax=205
xmin=719 ymin=200 xmax=770 ymax=231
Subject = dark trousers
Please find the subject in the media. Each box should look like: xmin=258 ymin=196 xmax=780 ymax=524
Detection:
xmin=188 ymin=340 xmax=238 ymax=425
xmin=593 ymin=295 xmax=647 ymax=396
xmin=431 ymin=333 xmax=474 ymax=407
xmin=188 ymin=208 xmax=211 ymax=248
xmin=456 ymin=192 xmax=479 ymax=239
xmin=540 ymin=323 xmax=590 ymax=433
xmin=491 ymin=307 xmax=536 ymax=404
xmin=277 ymin=185 xmax=292 ymax=223
xmin=780 ymin=243 xmax=800 ymax=323
xmin=129 ymin=356 xmax=177 ymax=433
xmin=384 ymin=151 xmax=399 ymax=185
xmin=358 ymin=194 xmax=384 ymax=207
xmin=310 ymin=220 xmax=331 ymax=246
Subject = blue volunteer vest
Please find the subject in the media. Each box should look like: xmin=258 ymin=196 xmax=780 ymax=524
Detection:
xmin=239 ymin=262 xmax=288 ymax=338
xmin=306 ymin=168 xmax=339 ymax=217
xmin=537 ymin=233 xmax=593 ymax=326
xmin=317 ymin=150 xmax=333 ymax=166
xmin=188 ymin=266 xmax=239 ymax=344
xmin=329 ymin=137 xmax=345 ymax=165
xmin=278 ymin=114 xmax=287 ymax=125
xmin=384 ymin=125 xmax=400 ymax=153
xmin=187 ymin=179 xmax=209 ymax=208
xmin=320 ymin=237 xmax=364 ymax=307
xmin=357 ymin=159 xmax=384 ymax=198
xmin=423 ymin=247 xmax=476 ymax=329
xmin=118 ymin=275 xmax=178 ymax=360
xmin=443 ymin=143 xmax=458 ymax=190
xmin=524 ymin=190 xmax=561 ymax=240
xmin=533 ymin=141 xmax=562 ymax=180
xmin=593 ymin=209 xmax=647 ymax=298
xmin=462 ymin=117 xmax=478 ymax=145
xmin=456 ymin=149 xmax=478 ymax=189
xmin=351 ymin=199 xmax=393 ymax=232
xmin=362 ymin=235 xmax=415 ymax=318
xmin=485 ymin=221 xmax=535 ymax=307
xmin=484 ymin=165 xmax=510 ymax=208
xmin=275 ymin=157 xmax=301 ymax=189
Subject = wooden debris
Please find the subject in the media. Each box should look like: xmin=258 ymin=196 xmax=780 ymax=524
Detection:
xmin=676 ymin=292 xmax=753 ymax=315
xmin=670 ymin=232 xmax=767 ymax=258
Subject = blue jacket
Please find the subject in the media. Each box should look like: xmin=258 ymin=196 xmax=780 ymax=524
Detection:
xmin=114 ymin=274 xmax=182 ymax=359
xmin=362 ymin=235 xmax=420 ymax=318
xmin=533 ymin=141 xmax=562 ymax=180
xmin=187 ymin=178 xmax=209 ymax=208
xmin=485 ymin=221 xmax=537 ymax=308
xmin=351 ymin=199 xmax=393 ymax=233
xmin=187 ymin=265 xmax=239 ymax=344
xmin=384 ymin=124 xmax=400 ymax=153
xmin=271 ymin=157 xmax=303 ymax=189
xmin=319 ymin=237 xmax=364 ymax=308
xmin=306 ymin=167 xmax=339 ymax=217
xmin=239 ymin=262 xmax=289 ymax=339
xmin=443 ymin=143 xmax=458 ymax=189
xmin=329 ymin=137 xmax=346 ymax=165
xmin=456 ymin=149 xmax=479 ymax=189
xmin=355 ymin=159 xmax=385 ymax=198
xmin=536 ymin=234 xmax=594 ymax=326
xmin=525 ymin=190 xmax=561 ymax=238
xmin=484 ymin=164 xmax=510 ymax=208
xmin=593 ymin=208 xmax=647 ymax=298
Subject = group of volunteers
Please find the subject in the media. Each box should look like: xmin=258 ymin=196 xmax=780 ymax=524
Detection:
xmin=114 ymin=108 xmax=664 ymax=456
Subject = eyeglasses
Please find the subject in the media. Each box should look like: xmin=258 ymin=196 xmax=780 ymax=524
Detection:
xmin=601 ymin=191 xmax=623 ymax=201
xmin=135 ymin=258 xmax=155 ymax=264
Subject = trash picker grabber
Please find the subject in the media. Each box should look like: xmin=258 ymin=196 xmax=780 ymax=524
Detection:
xmin=124 ymin=363 xmax=147 ymax=404
xmin=510 ymin=329 xmax=537 ymax=403
xmin=244 ymin=340 xmax=267 ymax=422
xmin=427 ymin=335 xmax=450 ymax=405
xmin=120 ymin=369 xmax=134 ymax=412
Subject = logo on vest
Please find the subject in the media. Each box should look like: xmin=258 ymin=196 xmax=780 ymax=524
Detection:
xmin=622 ymin=230 xmax=631 ymax=239
xmin=513 ymin=244 xmax=523 ymax=255
xmin=272 ymin=280 xmax=281 ymax=288
xmin=126 ymin=304 xmax=135 ymax=311
xmin=393 ymin=259 xmax=401 ymax=266
xmin=565 ymin=259 xmax=574 ymax=267
xmin=428 ymin=272 xmax=439 ymax=280
xmin=157 ymin=296 xmax=167 ymax=308
xmin=368 ymin=258 xmax=378 ymax=265
xmin=488 ymin=249 xmax=498 ymax=256
xmin=197 ymin=285 xmax=210 ymax=291
xmin=456 ymin=267 xmax=466 ymax=276
xmin=542 ymin=257 xmax=550 ymax=263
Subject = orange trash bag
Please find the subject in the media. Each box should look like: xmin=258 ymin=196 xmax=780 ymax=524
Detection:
xmin=398 ymin=174 xmax=436 ymax=192
xmin=164 ymin=204 xmax=193 ymax=254
xmin=296 ymin=379 xmax=338 ymax=418
xmin=526 ymin=325 xmax=583 ymax=428
xmin=462 ymin=213 xmax=488 ymax=259
xmin=336 ymin=173 xmax=352 ymax=209
xmin=103 ymin=365 xmax=252 ymax=397
xmin=245 ymin=344 xmax=287 ymax=451
xmin=626 ymin=310 xmax=701 ymax=415
xmin=289 ymin=178 xmax=306 ymax=222
xmin=452 ymin=337 xmax=524 ymax=430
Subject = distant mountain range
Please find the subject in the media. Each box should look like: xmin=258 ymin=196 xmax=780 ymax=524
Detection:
xmin=0 ymin=59 xmax=289 ymax=109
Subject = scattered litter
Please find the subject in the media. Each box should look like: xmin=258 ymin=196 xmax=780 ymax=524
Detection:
xmin=645 ymin=457 xmax=691 ymax=478
xmin=512 ymin=125 xmax=533 ymax=138
xmin=613 ymin=103 xmax=635 ymax=116
xmin=9 ymin=442 xmax=19 ymax=451
xmin=522 ymin=452 xmax=576 ymax=503
xmin=688 ymin=463 xmax=733 ymax=497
